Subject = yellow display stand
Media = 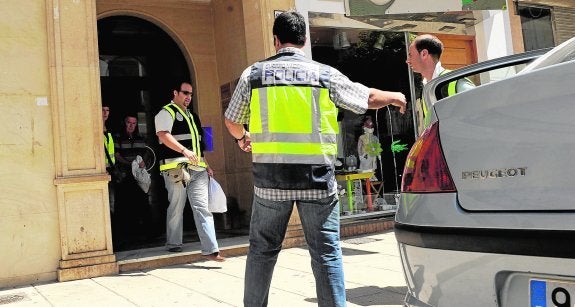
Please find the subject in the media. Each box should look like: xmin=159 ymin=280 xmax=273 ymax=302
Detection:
xmin=336 ymin=171 xmax=374 ymax=213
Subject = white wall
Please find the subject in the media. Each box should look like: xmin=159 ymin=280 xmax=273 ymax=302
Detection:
xmin=296 ymin=0 xmax=345 ymax=13
xmin=475 ymin=10 xmax=514 ymax=62
xmin=295 ymin=0 xmax=347 ymax=56
xmin=474 ymin=10 xmax=516 ymax=83
xmin=386 ymin=0 xmax=462 ymax=14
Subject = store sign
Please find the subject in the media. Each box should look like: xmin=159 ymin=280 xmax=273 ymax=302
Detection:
xmin=345 ymin=0 xmax=507 ymax=16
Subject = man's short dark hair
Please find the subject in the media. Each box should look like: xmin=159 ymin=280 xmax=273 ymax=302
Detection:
xmin=415 ymin=35 xmax=443 ymax=60
xmin=172 ymin=80 xmax=192 ymax=92
xmin=124 ymin=113 xmax=138 ymax=121
xmin=273 ymin=11 xmax=306 ymax=46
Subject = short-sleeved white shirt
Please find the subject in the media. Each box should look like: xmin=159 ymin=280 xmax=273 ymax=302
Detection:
xmin=155 ymin=104 xmax=176 ymax=133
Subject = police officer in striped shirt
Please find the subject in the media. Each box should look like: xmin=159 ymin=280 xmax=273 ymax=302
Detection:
xmin=225 ymin=11 xmax=406 ymax=307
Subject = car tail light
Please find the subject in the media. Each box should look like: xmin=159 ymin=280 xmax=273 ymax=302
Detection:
xmin=402 ymin=122 xmax=456 ymax=193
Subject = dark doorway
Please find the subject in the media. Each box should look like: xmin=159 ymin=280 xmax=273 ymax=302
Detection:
xmin=98 ymin=16 xmax=191 ymax=251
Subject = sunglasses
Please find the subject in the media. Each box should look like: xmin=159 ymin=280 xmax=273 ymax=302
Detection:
xmin=179 ymin=90 xmax=193 ymax=96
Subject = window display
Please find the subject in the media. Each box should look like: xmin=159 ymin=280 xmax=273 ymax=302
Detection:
xmin=310 ymin=29 xmax=415 ymax=217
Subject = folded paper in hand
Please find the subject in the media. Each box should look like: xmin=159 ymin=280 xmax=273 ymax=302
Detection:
xmin=132 ymin=155 xmax=151 ymax=193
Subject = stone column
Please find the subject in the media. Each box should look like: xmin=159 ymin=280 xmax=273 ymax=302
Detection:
xmin=46 ymin=0 xmax=117 ymax=281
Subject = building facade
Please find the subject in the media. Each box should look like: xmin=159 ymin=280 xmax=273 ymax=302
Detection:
xmin=1 ymin=0 xmax=571 ymax=288
xmin=0 ymin=0 xmax=285 ymax=288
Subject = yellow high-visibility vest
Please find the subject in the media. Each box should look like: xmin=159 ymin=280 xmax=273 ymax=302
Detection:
xmin=247 ymin=53 xmax=339 ymax=190
xmin=158 ymin=103 xmax=206 ymax=171
xmin=249 ymin=86 xmax=339 ymax=165
xmin=104 ymin=132 xmax=115 ymax=167
xmin=421 ymin=69 xmax=458 ymax=127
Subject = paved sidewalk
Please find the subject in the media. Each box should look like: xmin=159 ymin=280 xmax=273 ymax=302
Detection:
xmin=0 ymin=231 xmax=406 ymax=306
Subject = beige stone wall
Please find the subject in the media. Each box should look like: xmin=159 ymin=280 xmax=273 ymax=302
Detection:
xmin=0 ymin=0 xmax=301 ymax=287
xmin=0 ymin=1 xmax=61 ymax=286
xmin=1 ymin=0 xmax=117 ymax=287
xmin=49 ymin=0 xmax=117 ymax=283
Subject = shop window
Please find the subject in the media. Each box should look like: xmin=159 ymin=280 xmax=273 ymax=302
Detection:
xmin=311 ymin=29 xmax=414 ymax=216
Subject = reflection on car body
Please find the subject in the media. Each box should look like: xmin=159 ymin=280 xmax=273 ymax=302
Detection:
xmin=395 ymin=36 xmax=575 ymax=307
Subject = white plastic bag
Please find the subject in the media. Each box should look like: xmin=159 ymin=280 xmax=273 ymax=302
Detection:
xmin=208 ymin=177 xmax=227 ymax=213
xmin=132 ymin=155 xmax=151 ymax=193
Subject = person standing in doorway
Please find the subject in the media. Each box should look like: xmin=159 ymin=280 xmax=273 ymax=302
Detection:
xmin=102 ymin=104 xmax=116 ymax=215
xmin=115 ymin=114 xmax=147 ymax=169
xmin=113 ymin=114 xmax=151 ymax=247
xmin=224 ymin=11 xmax=406 ymax=307
xmin=154 ymin=81 xmax=224 ymax=261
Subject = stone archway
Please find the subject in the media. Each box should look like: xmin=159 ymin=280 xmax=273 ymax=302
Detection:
xmin=97 ymin=15 xmax=191 ymax=251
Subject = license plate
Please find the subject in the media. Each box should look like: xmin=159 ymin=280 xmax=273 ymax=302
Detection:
xmin=530 ymin=278 xmax=575 ymax=307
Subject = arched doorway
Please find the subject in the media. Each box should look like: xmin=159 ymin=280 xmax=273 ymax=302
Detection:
xmin=97 ymin=15 xmax=191 ymax=251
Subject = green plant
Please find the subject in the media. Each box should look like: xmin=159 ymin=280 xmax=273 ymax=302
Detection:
xmin=366 ymin=141 xmax=382 ymax=157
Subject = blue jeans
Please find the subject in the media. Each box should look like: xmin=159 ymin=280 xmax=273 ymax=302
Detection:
xmin=162 ymin=168 xmax=219 ymax=255
xmin=244 ymin=194 xmax=345 ymax=307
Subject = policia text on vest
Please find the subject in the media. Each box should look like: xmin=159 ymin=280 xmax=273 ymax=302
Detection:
xmin=249 ymin=54 xmax=338 ymax=191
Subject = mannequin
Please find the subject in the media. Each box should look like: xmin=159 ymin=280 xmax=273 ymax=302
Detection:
xmin=357 ymin=116 xmax=381 ymax=172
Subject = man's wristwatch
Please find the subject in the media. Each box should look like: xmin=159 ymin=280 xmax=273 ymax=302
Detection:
xmin=235 ymin=130 xmax=247 ymax=143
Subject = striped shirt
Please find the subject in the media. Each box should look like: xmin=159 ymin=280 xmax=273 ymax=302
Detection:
xmin=224 ymin=47 xmax=369 ymax=201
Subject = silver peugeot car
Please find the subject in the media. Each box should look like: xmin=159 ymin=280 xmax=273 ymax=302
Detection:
xmin=396 ymin=36 xmax=575 ymax=307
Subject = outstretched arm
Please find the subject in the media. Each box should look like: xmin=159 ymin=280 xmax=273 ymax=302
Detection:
xmin=367 ymin=89 xmax=407 ymax=113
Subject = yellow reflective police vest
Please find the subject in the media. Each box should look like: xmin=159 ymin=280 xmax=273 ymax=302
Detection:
xmin=104 ymin=132 xmax=115 ymax=167
xmin=158 ymin=103 xmax=207 ymax=171
xmin=250 ymin=61 xmax=338 ymax=163
xmin=248 ymin=53 xmax=339 ymax=190
xmin=421 ymin=69 xmax=458 ymax=127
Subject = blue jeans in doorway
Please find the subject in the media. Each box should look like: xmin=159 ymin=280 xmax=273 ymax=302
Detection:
xmin=162 ymin=168 xmax=219 ymax=255
xmin=243 ymin=194 xmax=345 ymax=307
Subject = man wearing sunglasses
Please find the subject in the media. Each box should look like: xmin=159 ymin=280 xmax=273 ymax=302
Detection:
xmin=154 ymin=81 xmax=224 ymax=261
